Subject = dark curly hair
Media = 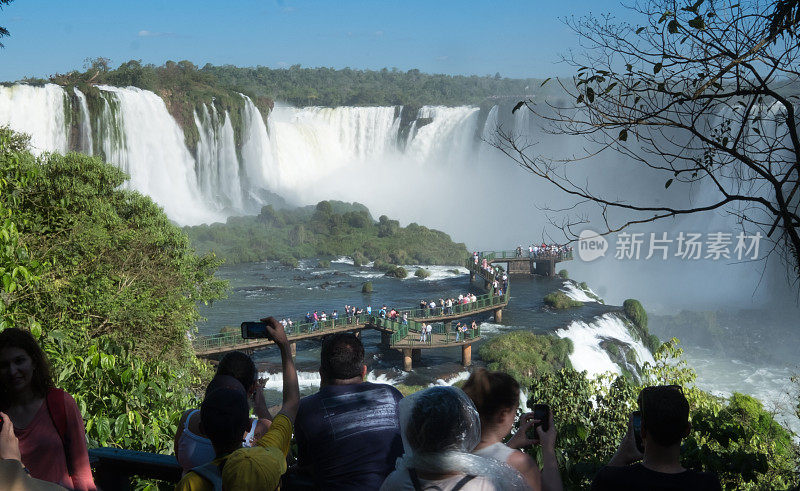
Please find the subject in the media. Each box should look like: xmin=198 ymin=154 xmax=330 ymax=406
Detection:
xmin=216 ymin=351 xmax=257 ymax=393
xmin=0 ymin=328 xmax=55 ymax=409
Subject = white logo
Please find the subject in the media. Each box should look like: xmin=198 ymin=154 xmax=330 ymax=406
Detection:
xmin=578 ymin=229 xmax=608 ymax=262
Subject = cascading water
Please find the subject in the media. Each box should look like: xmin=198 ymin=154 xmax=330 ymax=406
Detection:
xmin=95 ymin=85 xmax=224 ymax=225
xmin=0 ymin=83 xmax=68 ymax=154
xmin=73 ymin=87 xmax=93 ymax=155
xmin=405 ymin=106 xmax=480 ymax=165
xmin=263 ymin=105 xmax=401 ymax=198
xmin=556 ymin=313 xmax=655 ymax=378
xmin=194 ymin=104 xmax=244 ymax=211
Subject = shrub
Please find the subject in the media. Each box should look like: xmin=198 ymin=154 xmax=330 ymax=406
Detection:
xmin=544 ymin=291 xmax=583 ymax=309
xmin=385 ymin=266 xmax=408 ymax=279
xmin=623 ymin=299 xmax=647 ymax=330
xmin=373 ymin=259 xmax=393 ymax=272
xmin=317 ymin=259 xmax=331 ymax=268
xmin=558 ymin=269 xmax=569 ymax=279
xmin=479 ymin=332 xmax=573 ymax=388
xmin=414 ymin=268 xmax=431 ymax=278
xmin=361 ymin=281 xmax=373 ymax=293
xmin=352 ymin=251 xmax=367 ymax=267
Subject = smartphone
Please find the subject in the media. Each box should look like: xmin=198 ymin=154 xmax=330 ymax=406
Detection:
xmin=526 ymin=403 xmax=550 ymax=439
xmin=632 ymin=410 xmax=644 ymax=453
xmin=241 ymin=321 xmax=269 ymax=339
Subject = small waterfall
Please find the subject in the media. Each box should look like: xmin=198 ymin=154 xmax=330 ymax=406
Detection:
xmin=263 ymin=105 xmax=401 ymax=197
xmin=95 ymin=85 xmax=224 ymax=225
xmin=0 ymin=84 xmax=68 ymax=154
xmin=406 ymin=106 xmax=480 ymax=165
xmin=194 ymin=104 xmax=243 ymax=210
xmin=73 ymin=87 xmax=93 ymax=155
xmin=556 ymin=313 xmax=655 ymax=378
xmin=239 ymin=95 xmax=277 ymax=199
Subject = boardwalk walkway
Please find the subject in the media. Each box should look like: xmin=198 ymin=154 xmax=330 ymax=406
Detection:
xmin=474 ymin=249 xmax=573 ymax=276
xmin=192 ymin=258 xmax=507 ymax=369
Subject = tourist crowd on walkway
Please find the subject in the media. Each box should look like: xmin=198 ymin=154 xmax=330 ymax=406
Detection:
xmin=417 ymin=320 xmax=478 ymax=343
xmin=0 ymin=325 xmax=722 ymax=491
xmin=277 ymin=288 xmax=503 ymax=336
xmin=472 ymin=252 xmax=510 ymax=295
xmin=515 ymin=244 xmax=573 ymax=260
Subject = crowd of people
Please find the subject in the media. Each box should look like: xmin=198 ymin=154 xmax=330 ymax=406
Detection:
xmin=472 ymin=252 xmax=510 ymax=296
xmin=515 ymin=244 xmax=573 ymax=260
xmin=0 ymin=324 xmax=723 ymax=490
xmin=281 ymin=291 xmax=499 ymax=335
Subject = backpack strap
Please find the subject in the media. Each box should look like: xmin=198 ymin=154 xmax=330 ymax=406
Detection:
xmin=452 ymin=475 xmax=477 ymax=491
xmin=407 ymin=468 xmax=424 ymax=491
xmin=191 ymin=461 xmax=223 ymax=491
xmin=46 ymin=388 xmax=73 ymax=475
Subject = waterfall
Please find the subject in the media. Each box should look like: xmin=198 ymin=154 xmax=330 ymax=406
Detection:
xmin=0 ymin=83 xmax=500 ymax=226
xmin=194 ymin=104 xmax=243 ymax=210
xmin=0 ymin=83 xmax=68 ymax=154
xmin=73 ymin=88 xmax=93 ymax=155
xmin=556 ymin=313 xmax=655 ymax=378
xmin=94 ymin=85 xmax=224 ymax=225
xmin=263 ymin=105 xmax=401 ymax=197
xmin=405 ymin=106 xmax=480 ymax=165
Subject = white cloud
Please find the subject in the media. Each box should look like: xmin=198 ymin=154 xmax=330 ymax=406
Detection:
xmin=138 ymin=30 xmax=174 ymax=38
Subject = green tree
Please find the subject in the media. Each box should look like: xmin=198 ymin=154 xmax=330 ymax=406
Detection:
xmin=0 ymin=0 xmax=15 ymax=48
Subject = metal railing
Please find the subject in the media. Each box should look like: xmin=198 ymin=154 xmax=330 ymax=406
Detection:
xmin=473 ymin=250 xmax=574 ymax=261
xmin=194 ymin=257 xmax=510 ymax=353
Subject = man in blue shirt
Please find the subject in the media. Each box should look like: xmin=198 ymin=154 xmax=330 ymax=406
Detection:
xmin=294 ymin=333 xmax=404 ymax=490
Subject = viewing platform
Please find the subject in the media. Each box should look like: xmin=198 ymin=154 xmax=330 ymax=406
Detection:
xmin=192 ymin=260 xmax=508 ymax=369
xmin=472 ymin=249 xmax=573 ymax=277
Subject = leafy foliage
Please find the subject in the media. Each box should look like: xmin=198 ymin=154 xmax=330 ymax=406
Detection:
xmin=184 ymin=201 xmax=469 ymax=266
xmin=544 ymin=291 xmax=583 ymax=309
xmin=414 ymin=268 xmax=431 ymax=278
xmin=524 ymin=338 xmax=798 ymax=489
xmin=479 ymin=332 xmax=573 ymax=388
xmin=0 ymin=128 xmax=219 ymax=484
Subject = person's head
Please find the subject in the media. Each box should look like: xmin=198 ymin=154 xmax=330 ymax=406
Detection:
xmin=0 ymin=328 xmax=54 ymax=406
xmin=404 ymin=386 xmax=480 ymax=454
xmin=216 ymin=351 xmax=257 ymax=394
xmin=639 ymin=385 xmax=691 ymax=449
xmin=200 ymin=382 xmax=249 ymax=456
xmin=462 ymin=369 xmax=519 ymax=434
xmin=319 ymin=333 xmax=366 ymax=384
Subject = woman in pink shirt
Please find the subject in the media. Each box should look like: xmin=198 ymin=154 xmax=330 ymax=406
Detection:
xmin=0 ymin=328 xmax=96 ymax=490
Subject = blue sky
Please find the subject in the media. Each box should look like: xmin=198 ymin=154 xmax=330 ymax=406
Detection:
xmin=0 ymin=0 xmax=634 ymax=81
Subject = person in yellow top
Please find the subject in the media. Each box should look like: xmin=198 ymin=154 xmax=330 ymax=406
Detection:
xmin=176 ymin=317 xmax=299 ymax=491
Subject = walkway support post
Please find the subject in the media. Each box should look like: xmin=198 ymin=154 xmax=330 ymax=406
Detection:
xmin=353 ymin=330 xmax=361 ymax=339
xmin=412 ymin=349 xmax=421 ymax=362
xmin=381 ymin=332 xmax=391 ymax=348
xmin=462 ymin=344 xmax=472 ymax=367
xmin=494 ymin=308 xmax=503 ymax=322
xmin=290 ymin=342 xmax=297 ymax=359
xmin=403 ymin=349 xmax=413 ymax=371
